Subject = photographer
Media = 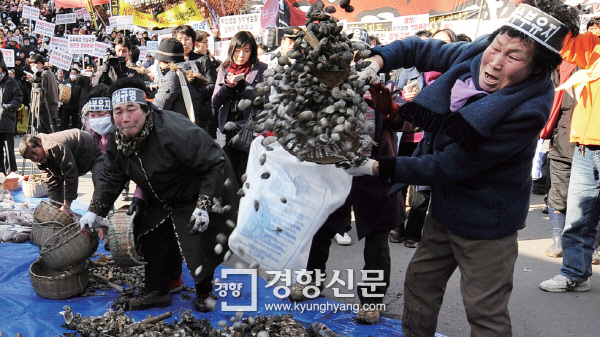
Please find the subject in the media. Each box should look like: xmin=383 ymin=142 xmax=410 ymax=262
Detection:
xmin=92 ymin=36 xmax=148 ymax=87
xmin=28 ymin=54 xmax=59 ymax=133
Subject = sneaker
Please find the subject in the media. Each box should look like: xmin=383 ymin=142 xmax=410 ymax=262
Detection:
xmin=169 ymin=276 xmax=183 ymax=293
xmin=194 ymin=292 xmax=218 ymax=312
xmin=545 ymin=242 xmax=563 ymax=258
xmin=129 ymin=290 xmax=171 ymax=310
xmin=356 ymin=309 xmax=380 ymax=324
xmin=539 ymin=274 xmax=590 ymax=293
xmin=404 ymin=240 xmax=418 ymax=248
xmin=334 ymin=233 xmax=352 ymax=246
xmin=542 ymin=206 xmax=549 ymax=214
xmin=593 ymin=248 xmax=600 ymax=265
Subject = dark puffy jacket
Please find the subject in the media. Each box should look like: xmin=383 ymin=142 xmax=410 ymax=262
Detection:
xmin=153 ymin=61 xmax=210 ymax=130
xmin=0 ymin=58 xmax=23 ymax=133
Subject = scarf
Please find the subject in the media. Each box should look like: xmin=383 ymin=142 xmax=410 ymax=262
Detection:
xmin=449 ymin=77 xmax=489 ymax=112
xmin=115 ymin=111 xmax=154 ymax=156
xmin=398 ymin=47 xmax=553 ymax=152
xmin=227 ymin=60 xmax=252 ymax=75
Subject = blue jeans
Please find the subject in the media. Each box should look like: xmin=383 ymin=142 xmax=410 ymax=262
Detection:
xmin=560 ymin=146 xmax=600 ymax=282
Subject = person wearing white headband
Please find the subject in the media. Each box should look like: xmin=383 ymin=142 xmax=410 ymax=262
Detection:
xmin=78 ymin=77 xmax=239 ymax=312
xmin=350 ymin=0 xmax=580 ymax=335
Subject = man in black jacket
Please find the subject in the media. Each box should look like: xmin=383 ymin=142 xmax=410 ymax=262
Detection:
xmin=0 ymin=52 xmax=23 ymax=174
xmin=92 ymin=36 xmax=148 ymax=87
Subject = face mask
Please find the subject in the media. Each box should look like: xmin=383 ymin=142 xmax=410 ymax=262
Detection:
xmin=69 ymin=74 xmax=76 ymax=80
xmin=160 ymin=66 xmax=170 ymax=75
xmin=24 ymin=42 xmax=28 ymax=45
xmin=84 ymin=71 xmax=92 ymax=76
xmin=89 ymin=116 xmax=114 ymax=135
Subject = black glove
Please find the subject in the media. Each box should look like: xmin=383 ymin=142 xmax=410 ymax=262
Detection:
xmin=127 ymin=197 xmax=146 ymax=223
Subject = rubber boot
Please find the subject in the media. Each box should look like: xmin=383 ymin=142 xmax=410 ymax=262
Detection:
xmin=545 ymin=208 xmax=565 ymax=258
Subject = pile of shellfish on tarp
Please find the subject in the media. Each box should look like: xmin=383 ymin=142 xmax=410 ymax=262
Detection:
xmin=227 ymin=0 xmax=374 ymax=164
xmin=59 ymin=305 xmax=338 ymax=337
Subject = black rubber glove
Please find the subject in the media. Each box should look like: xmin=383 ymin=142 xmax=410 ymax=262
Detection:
xmin=127 ymin=197 xmax=146 ymax=223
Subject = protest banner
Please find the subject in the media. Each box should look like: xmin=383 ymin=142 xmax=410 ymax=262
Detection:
xmin=68 ymin=35 xmax=95 ymax=54
xmin=146 ymin=40 xmax=158 ymax=55
xmin=0 ymin=49 xmax=14 ymax=67
xmin=50 ymin=37 xmax=69 ymax=53
xmin=347 ymin=20 xmax=393 ymax=32
xmin=116 ymin=15 xmax=134 ymax=31
xmin=49 ymin=50 xmax=73 ymax=71
xmin=34 ymin=20 xmax=56 ymax=37
xmin=219 ymin=13 xmax=261 ymax=39
xmin=109 ymin=16 xmax=118 ymax=27
xmin=119 ymin=0 xmax=204 ymax=28
xmin=56 ymin=13 xmax=77 ymax=24
xmin=92 ymin=42 xmax=111 ymax=58
xmin=75 ymin=8 xmax=91 ymax=21
xmin=391 ymin=14 xmax=429 ymax=39
xmin=22 ymin=5 xmax=40 ymax=21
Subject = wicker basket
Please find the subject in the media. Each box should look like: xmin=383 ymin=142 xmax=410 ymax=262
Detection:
xmin=108 ymin=206 xmax=145 ymax=267
xmin=40 ymin=223 xmax=99 ymax=271
xmin=22 ymin=174 xmax=49 ymax=198
xmin=30 ymin=257 xmax=89 ymax=299
xmin=33 ymin=200 xmax=78 ymax=226
xmin=30 ymin=221 xmax=65 ymax=247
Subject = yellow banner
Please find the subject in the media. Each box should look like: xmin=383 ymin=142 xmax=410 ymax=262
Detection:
xmin=119 ymin=0 xmax=204 ymax=28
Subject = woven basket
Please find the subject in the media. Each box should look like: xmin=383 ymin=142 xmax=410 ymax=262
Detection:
xmin=33 ymin=200 xmax=78 ymax=226
xmin=108 ymin=206 xmax=145 ymax=267
xmin=22 ymin=174 xmax=49 ymax=198
xmin=281 ymin=130 xmax=363 ymax=164
xmin=30 ymin=257 xmax=89 ymax=299
xmin=40 ymin=223 xmax=99 ymax=271
xmin=30 ymin=221 xmax=65 ymax=247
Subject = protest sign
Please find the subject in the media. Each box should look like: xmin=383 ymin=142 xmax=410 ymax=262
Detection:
xmin=116 ymin=15 xmax=134 ymax=31
xmin=50 ymin=37 xmax=69 ymax=53
xmin=146 ymin=41 xmax=158 ymax=55
xmin=75 ymin=8 xmax=91 ymax=21
xmin=219 ymin=13 xmax=261 ymax=39
xmin=56 ymin=13 xmax=77 ymax=24
xmin=391 ymin=14 xmax=429 ymax=39
xmin=49 ymin=50 xmax=73 ymax=71
xmin=34 ymin=20 xmax=56 ymax=37
xmin=68 ymin=35 xmax=95 ymax=54
xmin=0 ymin=49 xmax=14 ymax=67
xmin=22 ymin=5 xmax=40 ymax=21
xmin=92 ymin=42 xmax=111 ymax=58
xmin=138 ymin=46 xmax=147 ymax=62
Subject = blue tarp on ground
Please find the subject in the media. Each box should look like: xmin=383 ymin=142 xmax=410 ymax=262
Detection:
xmin=0 ymin=193 xmax=450 ymax=337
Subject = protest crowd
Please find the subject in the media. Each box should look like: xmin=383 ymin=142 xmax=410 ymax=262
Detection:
xmin=1 ymin=0 xmax=600 ymax=335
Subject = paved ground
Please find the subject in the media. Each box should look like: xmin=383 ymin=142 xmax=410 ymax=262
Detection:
xmin=11 ymin=134 xmax=599 ymax=337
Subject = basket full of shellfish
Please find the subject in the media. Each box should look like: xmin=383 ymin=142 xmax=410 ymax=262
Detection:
xmin=246 ymin=0 xmax=373 ymax=164
xmin=22 ymin=174 xmax=49 ymax=198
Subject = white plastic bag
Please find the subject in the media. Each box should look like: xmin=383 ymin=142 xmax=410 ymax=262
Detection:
xmin=228 ymin=136 xmax=352 ymax=273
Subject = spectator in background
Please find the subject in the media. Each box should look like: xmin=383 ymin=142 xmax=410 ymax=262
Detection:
xmin=0 ymin=51 xmax=23 ymax=174
xmin=456 ymin=33 xmax=473 ymax=43
xmin=60 ymin=67 xmax=82 ymax=130
xmin=144 ymin=54 xmax=153 ymax=69
xmin=28 ymin=53 xmax=59 ymax=133
xmin=369 ymin=35 xmax=382 ymax=47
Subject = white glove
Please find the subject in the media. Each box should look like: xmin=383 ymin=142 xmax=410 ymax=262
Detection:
xmin=344 ymin=159 xmax=377 ymax=176
xmin=79 ymin=211 xmax=97 ymax=230
xmin=189 ymin=208 xmax=210 ymax=234
xmin=357 ymin=58 xmax=381 ymax=84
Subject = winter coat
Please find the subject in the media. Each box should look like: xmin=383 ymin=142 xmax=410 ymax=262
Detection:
xmin=40 ymin=66 xmax=59 ymax=114
xmin=375 ymin=35 xmax=555 ymax=240
xmin=559 ymin=32 xmax=600 ymax=146
xmin=212 ymin=61 xmax=268 ymax=131
xmin=63 ymin=78 xmax=81 ymax=110
xmin=0 ymin=68 xmax=24 ymax=133
xmin=89 ymin=108 xmax=239 ymax=284
xmin=36 ymin=129 xmax=102 ymax=204
xmin=153 ymin=62 xmax=210 ymax=128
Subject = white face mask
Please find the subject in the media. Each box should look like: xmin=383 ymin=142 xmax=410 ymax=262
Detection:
xmin=69 ymin=74 xmax=77 ymax=80
xmin=89 ymin=116 xmax=114 ymax=135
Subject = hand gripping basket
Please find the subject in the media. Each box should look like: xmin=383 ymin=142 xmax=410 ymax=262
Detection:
xmin=107 ymin=206 xmax=145 ymax=267
xmin=29 ymin=257 xmax=89 ymax=299
xmin=40 ymin=223 xmax=99 ymax=271
xmin=22 ymin=174 xmax=49 ymax=198
xmin=33 ymin=200 xmax=78 ymax=226
xmin=30 ymin=221 xmax=65 ymax=247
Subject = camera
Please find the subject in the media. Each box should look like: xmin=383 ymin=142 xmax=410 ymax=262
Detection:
xmin=106 ymin=46 xmax=126 ymax=67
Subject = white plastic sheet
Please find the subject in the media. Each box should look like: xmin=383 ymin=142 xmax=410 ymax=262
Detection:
xmin=228 ymin=136 xmax=352 ymax=273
